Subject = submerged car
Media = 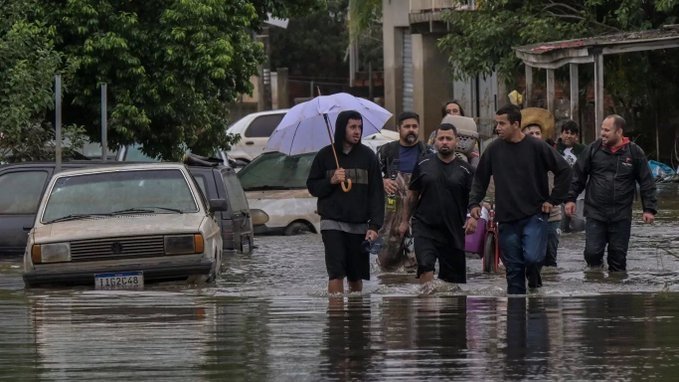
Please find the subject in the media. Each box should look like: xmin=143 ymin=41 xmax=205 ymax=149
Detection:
xmin=237 ymin=152 xmax=320 ymax=235
xmin=23 ymin=163 xmax=226 ymax=288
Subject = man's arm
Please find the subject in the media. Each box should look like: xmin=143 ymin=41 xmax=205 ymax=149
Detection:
xmin=306 ymin=152 xmax=334 ymax=198
xmin=544 ymin=144 xmax=572 ymax=205
xmin=368 ymin=153 xmax=386 ymax=232
xmin=468 ymin=148 xmax=491 ymax=209
xmin=398 ymin=189 xmax=419 ymax=237
xmin=633 ymin=144 xmax=658 ymax=215
xmin=567 ymin=142 xmax=593 ymax=203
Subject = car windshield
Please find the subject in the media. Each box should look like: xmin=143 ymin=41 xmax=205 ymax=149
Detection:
xmin=237 ymin=152 xmax=315 ymax=191
xmin=42 ymin=169 xmax=198 ymax=223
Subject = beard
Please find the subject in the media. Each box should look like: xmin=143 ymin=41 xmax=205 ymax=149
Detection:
xmin=403 ymin=133 xmax=417 ymax=145
xmin=437 ymin=146 xmax=453 ymax=157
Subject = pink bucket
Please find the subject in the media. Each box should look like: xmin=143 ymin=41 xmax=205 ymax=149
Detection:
xmin=464 ymin=218 xmax=487 ymax=254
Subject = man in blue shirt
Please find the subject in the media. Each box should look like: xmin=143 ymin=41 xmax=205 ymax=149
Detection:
xmin=376 ymin=112 xmax=430 ymax=270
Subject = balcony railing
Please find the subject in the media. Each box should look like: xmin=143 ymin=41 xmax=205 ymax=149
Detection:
xmin=409 ymin=0 xmax=475 ymax=13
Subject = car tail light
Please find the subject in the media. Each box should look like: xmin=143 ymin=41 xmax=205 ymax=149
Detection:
xmin=194 ymin=234 xmax=204 ymax=254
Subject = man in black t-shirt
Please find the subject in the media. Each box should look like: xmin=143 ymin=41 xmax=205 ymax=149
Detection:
xmin=469 ymin=105 xmax=571 ymax=295
xmin=398 ymin=123 xmax=475 ymax=286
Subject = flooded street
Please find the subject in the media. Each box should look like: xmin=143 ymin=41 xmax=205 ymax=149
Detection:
xmin=0 ymin=183 xmax=678 ymax=380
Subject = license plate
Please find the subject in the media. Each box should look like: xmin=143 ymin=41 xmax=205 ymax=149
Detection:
xmin=94 ymin=271 xmax=144 ymax=290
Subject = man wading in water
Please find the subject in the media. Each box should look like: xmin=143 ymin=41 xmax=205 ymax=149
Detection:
xmin=469 ymin=105 xmax=571 ymax=295
xmin=399 ymin=123 xmax=475 ymax=291
xmin=307 ymin=110 xmax=385 ymax=295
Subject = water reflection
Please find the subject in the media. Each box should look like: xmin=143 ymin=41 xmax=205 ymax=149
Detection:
xmin=320 ymin=297 xmax=372 ymax=381
xmin=0 ymin=185 xmax=678 ymax=379
xmin=503 ymin=298 xmax=549 ymax=379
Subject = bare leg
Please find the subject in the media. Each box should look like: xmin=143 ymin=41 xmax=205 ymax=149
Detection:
xmin=348 ymin=280 xmax=363 ymax=293
xmin=419 ymin=271 xmax=434 ymax=284
xmin=328 ymin=278 xmax=344 ymax=295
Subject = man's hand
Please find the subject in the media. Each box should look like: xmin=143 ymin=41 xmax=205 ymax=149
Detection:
xmin=464 ymin=217 xmax=477 ymax=235
xmin=564 ymin=202 xmax=576 ymax=217
xmin=365 ymin=229 xmax=378 ymax=242
xmin=541 ymin=201 xmax=554 ymax=214
xmin=642 ymin=212 xmax=655 ymax=224
xmin=330 ymin=168 xmax=346 ymax=184
xmin=470 ymin=206 xmax=481 ymax=219
xmin=383 ymin=178 xmax=398 ymax=195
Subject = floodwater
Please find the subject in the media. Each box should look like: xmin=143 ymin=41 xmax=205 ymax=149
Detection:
xmin=0 ymin=184 xmax=678 ymax=380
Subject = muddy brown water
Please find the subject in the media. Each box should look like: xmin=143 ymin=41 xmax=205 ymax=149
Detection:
xmin=0 ymin=183 xmax=678 ymax=380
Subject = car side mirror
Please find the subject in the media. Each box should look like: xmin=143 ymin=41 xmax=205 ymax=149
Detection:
xmin=208 ymin=198 xmax=228 ymax=212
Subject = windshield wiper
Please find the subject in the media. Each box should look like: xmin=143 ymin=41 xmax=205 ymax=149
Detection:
xmin=44 ymin=213 xmax=111 ymax=224
xmin=111 ymin=207 xmax=183 ymax=215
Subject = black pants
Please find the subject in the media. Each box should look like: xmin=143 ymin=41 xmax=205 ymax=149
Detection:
xmin=584 ymin=217 xmax=632 ymax=272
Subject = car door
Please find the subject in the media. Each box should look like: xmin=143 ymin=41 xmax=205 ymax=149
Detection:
xmin=220 ymin=169 xmax=253 ymax=254
xmin=240 ymin=113 xmax=285 ymax=160
xmin=0 ymin=167 xmax=52 ymax=257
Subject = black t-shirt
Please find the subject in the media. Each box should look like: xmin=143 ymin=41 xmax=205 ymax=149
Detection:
xmin=409 ymin=153 xmax=474 ymax=249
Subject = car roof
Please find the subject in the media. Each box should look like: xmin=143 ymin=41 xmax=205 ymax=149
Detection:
xmin=226 ymin=109 xmax=289 ymax=131
xmin=53 ymin=162 xmax=188 ymax=176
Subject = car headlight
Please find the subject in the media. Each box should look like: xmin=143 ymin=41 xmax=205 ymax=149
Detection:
xmin=164 ymin=234 xmax=204 ymax=255
xmin=32 ymin=243 xmax=71 ymax=264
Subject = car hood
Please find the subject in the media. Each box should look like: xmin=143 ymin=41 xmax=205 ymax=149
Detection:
xmin=33 ymin=213 xmax=207 ymax=243
xmin=245 ymin=189 xmax=313 ymax=200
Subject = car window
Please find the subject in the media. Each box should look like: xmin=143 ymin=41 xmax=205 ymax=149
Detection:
xmin=0 ymin=170 xmax=49 ymax=214
xmin=42 ymin=169 xmax=198 ymax=222
xmin=237 ymin=152 xmax=315 ymax=191
xmin=222 ymin=172 xmax=249 ymax=212
xmin=244 ymin=114 xmax=285 ymax=138
xmin=190 ymin=173 xmax=212 ymax=209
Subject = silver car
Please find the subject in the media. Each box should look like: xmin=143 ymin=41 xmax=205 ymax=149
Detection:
xmin=23 ymin=163 xmax=225 ymax=289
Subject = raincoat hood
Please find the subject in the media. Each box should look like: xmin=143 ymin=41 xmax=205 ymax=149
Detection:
xmin=333 ymin=110 xmax=363 ymax=152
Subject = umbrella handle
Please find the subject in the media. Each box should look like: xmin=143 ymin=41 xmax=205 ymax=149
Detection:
xmin=341 ymin=179 xmax=352 ymax=192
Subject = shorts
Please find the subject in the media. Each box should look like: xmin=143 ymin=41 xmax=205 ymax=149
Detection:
xmin=321 ymin=230 xmax=370 ymax=282
xmin=414 ymin=232 xmax=466 ymax=283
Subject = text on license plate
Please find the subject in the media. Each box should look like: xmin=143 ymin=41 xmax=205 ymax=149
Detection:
xmin=94 ymin=271 xmax=144 ymax=290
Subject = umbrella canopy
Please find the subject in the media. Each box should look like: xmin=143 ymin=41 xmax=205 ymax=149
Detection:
xmin=265 ymin=92 xmax=393 ymax=156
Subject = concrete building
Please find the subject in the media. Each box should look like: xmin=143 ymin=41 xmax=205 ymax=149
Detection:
xmin=382 ymin=0 xmax=501 ymax=141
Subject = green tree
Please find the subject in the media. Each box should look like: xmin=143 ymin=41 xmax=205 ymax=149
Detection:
xmin=1 ymin=0 xmax=323 ymax=162
xmin=439 ymin=0 xmax=679 ymax=80
xmin=439 ymin=0 xmax=679 ymax=161
xmin=270 ymin=0 xmax=349 ymax=80
xmin=0 ymin=0 xmax=84 ymax=162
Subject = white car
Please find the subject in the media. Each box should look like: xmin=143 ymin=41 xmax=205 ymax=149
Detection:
xmin=237 ymin=130 xmax=398 ymax=236
xmin=226 ymin=109 xmax=399 ymax=163
xmin=226 ymin=110 xmax=289 ymax=163
xmin=23 ymin=163 xmax=225 ymax=288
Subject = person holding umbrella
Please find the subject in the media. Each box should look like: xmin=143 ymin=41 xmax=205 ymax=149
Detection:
xmin=307 ymin=110 xmax=385 ymax=295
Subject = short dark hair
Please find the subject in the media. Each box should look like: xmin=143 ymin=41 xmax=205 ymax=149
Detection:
xmin=496 ymin=104 xmax=521 ymax=125
xmin=438 ymin=123 xmax=458 ymax=136
xmin=441 ymin=100 xmax=465 ymax=117
xmin=398 ymin=111 xmax=419 ymax=125
xmin=560 ymin=120 xmax=579 ymax=134
xmin=606 ymin=114 xmax=626 ymax=131
xmin=523 ymin=124 xmax=542 ymax=133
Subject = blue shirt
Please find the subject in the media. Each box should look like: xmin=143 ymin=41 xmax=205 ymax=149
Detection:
xmin=398 ymin=145 xmax=420 ymax=174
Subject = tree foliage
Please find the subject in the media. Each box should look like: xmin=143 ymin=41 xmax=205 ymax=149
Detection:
xmin=1 ymin=0 xmax=323 ymax=162
xmin=270 ymin=0 xmax=350 ymax=80
xmin=439 ymin=0 xmax=679 ymax=80
xmin=0 ymin=0 xmax=84 ymax=161
xmin=439 ymin=0 xmax=679 ymax=161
